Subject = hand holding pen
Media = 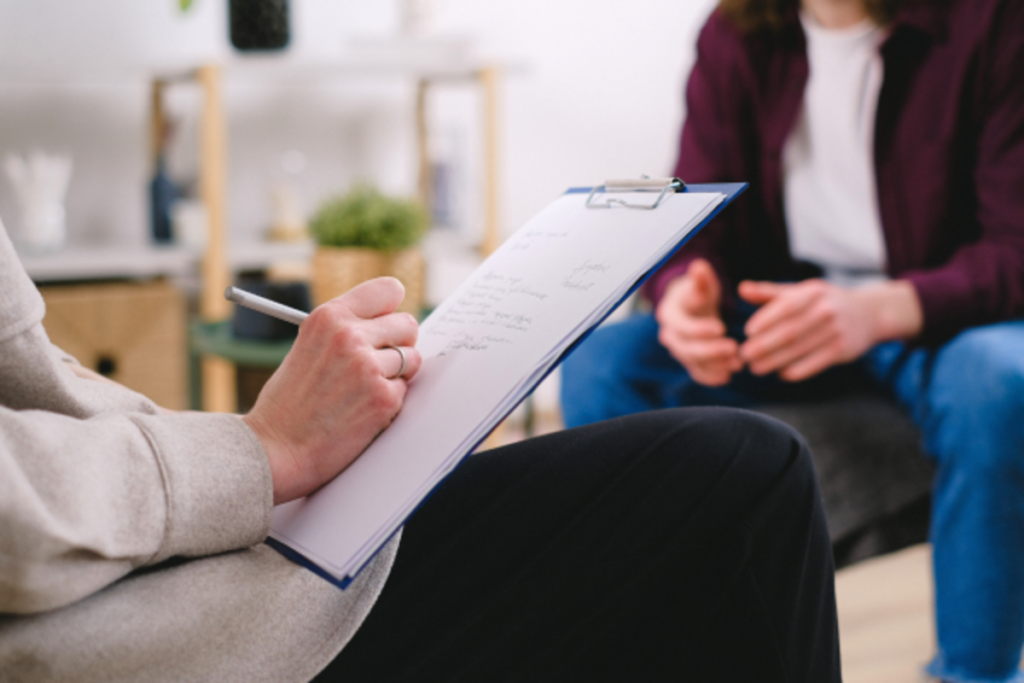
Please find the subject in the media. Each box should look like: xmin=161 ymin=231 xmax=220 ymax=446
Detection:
xmin=228 ymin=278 xmax=422 ymax=504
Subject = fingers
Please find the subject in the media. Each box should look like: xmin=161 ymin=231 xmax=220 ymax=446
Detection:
xmin=656 ymin=263 xmax=739 ymax=386
xmin=375 ymin=345 xmax=423 ymax=381
xmin=305 ymin=278 xmax=419 ymax=368
xmin=737 ymin=280 xmax=782 ymax=305
xmin=742 ymin=321 xmax=836 ymax=376
xmin=672 ymin=339 xmax=743 ymax=386
xmin=741 ymin=279 xmax=821 ymax=337
xmin=740 ymin=285 xmax=825 ymax=368
xmin=656 ymin=264 xmax=723 ymax=331
xmin=331 ymin=277 xmax=406 ymax=319
xmin=360 ymin=311 xmax=420 ymax=380
xmin=302 ymin=307 xmax=418 ymax=362
xmin=739 ymin=279 xmax=866 ymax=381
xmin=687 ymin=258 xmax=718 ymax=297
xmin=777 ymin=340 xmax=845 ymax=382
xmin=333 ymin=313 xmax=421 ymax=381
xmin=364 ymin=311 xmax=419 ymax=350
xmin=680 ymin=316 xmax=728 ymax=339
xmin=680 ymin=258 xmax=721 ymax=317
xmin=659 ymin=325 xmax=739 ymax=363
xmin=657 ymin=305 xmax=727 ymax=339
xmin=658 ymin=320 xmax=742 ymax=387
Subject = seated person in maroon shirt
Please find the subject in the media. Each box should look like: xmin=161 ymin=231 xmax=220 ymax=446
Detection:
xmin=561 ymin=1 xmax=1024 ymax=682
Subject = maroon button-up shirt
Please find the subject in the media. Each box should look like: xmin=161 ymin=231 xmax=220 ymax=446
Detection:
xmin=647 ymin=0 xmax=1024 ymax=344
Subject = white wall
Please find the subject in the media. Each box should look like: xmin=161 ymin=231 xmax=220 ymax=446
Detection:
xmin=0 ymin=0 xmax=716 ymax=248
xmin=433 ymin=0 xmax=716 ymax=232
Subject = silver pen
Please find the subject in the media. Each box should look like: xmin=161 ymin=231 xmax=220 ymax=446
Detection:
xmin=224 ymin=286 xmax=309 ymax=326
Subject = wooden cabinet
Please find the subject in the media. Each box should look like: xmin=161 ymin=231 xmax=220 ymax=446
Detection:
xmin=39 ymin=280 xmax=188 ymax=410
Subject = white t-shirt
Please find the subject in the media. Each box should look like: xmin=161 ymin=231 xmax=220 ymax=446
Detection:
xmin=783 ymin=12 xmax=888 ymax=288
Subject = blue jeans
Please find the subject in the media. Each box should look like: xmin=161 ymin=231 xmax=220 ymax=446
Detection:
xmin=562 ymin=314 xmax=1024 ymax=683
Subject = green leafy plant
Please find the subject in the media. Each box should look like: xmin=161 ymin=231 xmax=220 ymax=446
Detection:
xmin=310 ymin=184 xmax=428 ymax=251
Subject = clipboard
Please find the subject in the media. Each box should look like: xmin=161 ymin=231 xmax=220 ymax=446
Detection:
xmin=267 ymin=179 xmax=747 ymax=588
xmin=552 ymin=180 xmax=744 ymax=385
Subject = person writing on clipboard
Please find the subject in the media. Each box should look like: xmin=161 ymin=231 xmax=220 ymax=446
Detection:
xmin=0 ymin=216 xmax=839 ymax=681
xmin=561 ymin=0 xmax=1024 ymax=681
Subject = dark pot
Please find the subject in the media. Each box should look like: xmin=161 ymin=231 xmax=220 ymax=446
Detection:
xmin=229 ymin=0 xmax=290 ymax=52
xmin=231 ymin=279 xmax=310 ymax=341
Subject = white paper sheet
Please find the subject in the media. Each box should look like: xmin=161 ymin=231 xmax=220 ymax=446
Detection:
xmin=270 ymin=189 xmax=726 ymax=583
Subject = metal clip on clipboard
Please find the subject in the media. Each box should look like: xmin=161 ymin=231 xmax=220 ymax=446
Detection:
xmin=585 ymin=176 xmax=686 ymax=210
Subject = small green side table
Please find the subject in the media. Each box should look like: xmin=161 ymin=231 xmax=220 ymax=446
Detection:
xmin=189 ymin=320 xmax=295 ymax=410
xmin=190 ymin=320 xmax=295 ymax=368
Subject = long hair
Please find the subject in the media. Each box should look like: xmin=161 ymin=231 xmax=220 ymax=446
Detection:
xmin=718 ymin=0 xmax=902 ymax=34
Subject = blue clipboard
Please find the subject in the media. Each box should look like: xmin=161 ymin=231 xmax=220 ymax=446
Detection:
xmin=268 ymin=180 xmax=747 ymax=589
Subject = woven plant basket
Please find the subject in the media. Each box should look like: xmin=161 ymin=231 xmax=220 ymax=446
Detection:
xmin=312 ymin=246 xmax=425 ymax=315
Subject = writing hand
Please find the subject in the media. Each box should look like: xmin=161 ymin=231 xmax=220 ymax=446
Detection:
xmin=655 ymin=258 xmax=743 ymax=386
xmin=738 ymin=278 xmax=923 ymax=382
xmin=243 ymin=277 xmax=423 ymax=505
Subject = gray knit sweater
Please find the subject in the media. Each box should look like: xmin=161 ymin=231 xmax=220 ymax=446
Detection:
xmin=0 ymin=221 xmax=397 ymax=682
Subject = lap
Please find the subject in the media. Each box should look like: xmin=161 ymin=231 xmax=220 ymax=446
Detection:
xmin=562 ymin=314 xmax=878 ymax=427
xmin=568 ymin=314 xmax=1024 ymax=427
xmin=317 ymin=408 xmax=837 ymax=682
xmin=865 ymin=319 xmax=1024 ymax=464
xmin=866 ymin=321 xmax=1024 ymax=416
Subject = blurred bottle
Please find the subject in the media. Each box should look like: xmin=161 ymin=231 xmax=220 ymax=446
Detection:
xmin=149 ymin=155 xmax=177 ymax=244
xmin=267 ymin=148 xmax=308 ymax=242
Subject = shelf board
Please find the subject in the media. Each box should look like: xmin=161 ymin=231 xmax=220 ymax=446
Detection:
xmin=0 ymin=45 xmax=518 ymax=87
xmin=19 ymin=240 xmax=316 ymax=283
xmin=20 ymin=244 xmax=197 ymax=282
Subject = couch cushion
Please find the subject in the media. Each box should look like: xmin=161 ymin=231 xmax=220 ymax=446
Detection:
xmin=756 ymin=392 xmax=935 ymax=567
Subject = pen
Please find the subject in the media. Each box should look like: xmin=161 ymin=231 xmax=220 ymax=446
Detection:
xmin=224 ymin=286 xmax=309 ymax=326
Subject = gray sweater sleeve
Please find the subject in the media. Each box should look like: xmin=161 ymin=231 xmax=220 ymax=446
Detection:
xmin=0 ymin=223 xmax=273 ymax=615
xmin=0 ymin=405 xmax=273 ymax=614
xmin=0 ymin=221 xmax=397 ymax=683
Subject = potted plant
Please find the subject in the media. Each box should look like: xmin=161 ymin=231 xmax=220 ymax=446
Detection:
xmin=309 ymin=183 xmax=428 ymax=315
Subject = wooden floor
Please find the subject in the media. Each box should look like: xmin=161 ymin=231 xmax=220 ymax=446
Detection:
xmin=836 ymin=544 xmax=935 ymax=682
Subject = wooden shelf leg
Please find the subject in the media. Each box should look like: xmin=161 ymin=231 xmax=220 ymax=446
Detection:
xmin=479 ymin=65 xmax=501 ymax=258
xmin=196 ymin=64 xmax=237 ymax=413
xmin=202 ymin=356 xmax=237 ymax=414
xmin=415 ymin=78 xmax=433 ymax=215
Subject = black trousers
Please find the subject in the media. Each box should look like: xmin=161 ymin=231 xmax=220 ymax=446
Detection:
xmin=314 ymin=408 xmax=841 ymax=682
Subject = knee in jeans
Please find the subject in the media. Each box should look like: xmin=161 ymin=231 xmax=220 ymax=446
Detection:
xmin=932 ymin=326 xmax=1024 ymax=428
xmin=563 ymin=321 xmax=647 ymax=387
xmin=927 ymin=325 xmax=1024 ymax=476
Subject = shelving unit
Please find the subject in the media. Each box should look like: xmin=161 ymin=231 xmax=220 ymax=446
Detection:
xmin=150 ymin=54 xmax=507 ymax=413
xmin=5 ymin=49 xmax=509 ymax=414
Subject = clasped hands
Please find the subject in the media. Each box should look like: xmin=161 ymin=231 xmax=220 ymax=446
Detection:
xmin=243 ymin=278 xmax=423 ymax=505
xmin=655 ymin=258 xmax=923 ymax=387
